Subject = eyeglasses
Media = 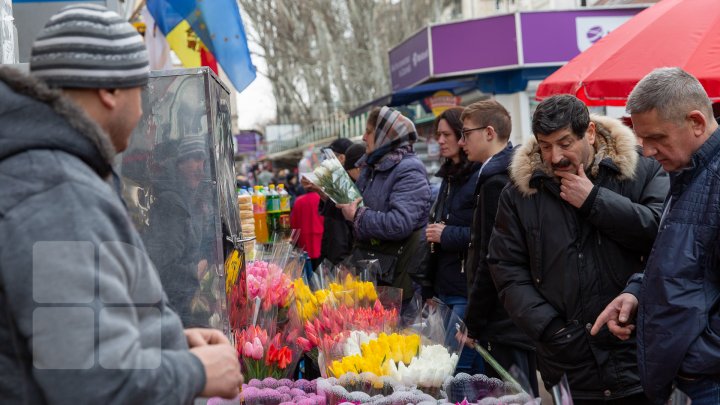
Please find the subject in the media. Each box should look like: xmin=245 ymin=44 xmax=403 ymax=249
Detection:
xmin=460 ymin=126 xmax=488 ymax=142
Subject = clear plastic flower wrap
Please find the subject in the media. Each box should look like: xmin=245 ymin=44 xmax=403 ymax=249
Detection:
xmin=393 ymin=298 xmax=467 ymax=396
xmin=302 ymin=149 xmax=364 ymax=206
xmin=235 ymin=378 xmax=324 ymax=405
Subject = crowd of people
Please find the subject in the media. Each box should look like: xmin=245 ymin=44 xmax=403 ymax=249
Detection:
xmin=297 ymin=70 xmax=720 ymax=405
xmin=2 ymin=4 xmax=720 ymax=405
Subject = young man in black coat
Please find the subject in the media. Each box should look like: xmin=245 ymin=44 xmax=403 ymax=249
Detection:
xmin=458 ymin=100 xmax=538 ymax=396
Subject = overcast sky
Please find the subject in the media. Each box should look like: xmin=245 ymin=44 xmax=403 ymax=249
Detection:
xmin=235 ymin=60 xmax=276 ymax=130
xmin=235 ymin=11 xmax=276 ymax=131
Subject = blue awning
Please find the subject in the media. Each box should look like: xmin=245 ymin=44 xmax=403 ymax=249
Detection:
xmin=390 ymin=77 xmax=479 ymax=105
xmin=350 ymin=66 xmax=559 ymax=117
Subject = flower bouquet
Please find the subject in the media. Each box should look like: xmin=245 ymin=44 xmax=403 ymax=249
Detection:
xmin=440 ymin=373 xmax=537 ymax=405
xmin=235 ymin=296 xmax=304 ymax=380
xmin=326 ymin=332 xmax=422 ymax=378
xmin=317 ymin=376 xmax=438 ymax=405
xmin=243 ymin=378 xmax=324 ymax=405
xmin=395 ymin=299 xmax=467 ymax=398
xmin=302 ymin=149 xmax=363 ymax=206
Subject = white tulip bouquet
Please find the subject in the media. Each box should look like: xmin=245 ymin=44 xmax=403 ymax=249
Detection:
xmin=303 ymin=149 xmax=363 ymax=206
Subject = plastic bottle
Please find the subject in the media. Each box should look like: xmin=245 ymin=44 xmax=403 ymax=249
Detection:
xmin=253 ymin=186 xmax=269 ymax=244
xmin=266 ymin=185 xmax=281 ymax=242
xmin=269 ymin=184 xmax=281 ymax=213
xmin=278 ymin=184 xmax=291 ymax=213
xmin=277 ymin=184 xmax=292 ymax=240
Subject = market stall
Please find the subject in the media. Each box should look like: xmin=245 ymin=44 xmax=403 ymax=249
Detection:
xmin=117 ymin=67 xmax=242 ymax=332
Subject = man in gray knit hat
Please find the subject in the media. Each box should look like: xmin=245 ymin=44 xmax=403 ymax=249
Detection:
xmin=0 ymin=4 xmax=241 ymax=404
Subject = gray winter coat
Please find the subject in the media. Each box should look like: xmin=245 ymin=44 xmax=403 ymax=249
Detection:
xmin=0 ymin=67 xmax=205 ymax=404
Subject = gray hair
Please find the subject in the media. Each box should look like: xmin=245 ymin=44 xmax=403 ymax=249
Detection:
xmin=626 ymin=67 xmax=712 ymax=124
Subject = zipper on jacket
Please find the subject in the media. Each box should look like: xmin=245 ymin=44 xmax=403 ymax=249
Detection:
xmin=442 ymin=183 xmax=452 ymax=222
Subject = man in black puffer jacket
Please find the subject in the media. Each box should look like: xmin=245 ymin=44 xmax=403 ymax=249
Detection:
xmin=488 ymin=95 xmax=668 ymax=403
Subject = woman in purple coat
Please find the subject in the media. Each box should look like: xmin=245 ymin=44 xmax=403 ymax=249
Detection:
xmin=337 ymin=107 xmax=432 ymax=301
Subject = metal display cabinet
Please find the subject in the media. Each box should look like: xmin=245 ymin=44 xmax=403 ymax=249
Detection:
xmin=116 ymin=68 xmax=244 ymax=335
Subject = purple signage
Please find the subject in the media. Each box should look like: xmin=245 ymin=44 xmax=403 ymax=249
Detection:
xmin=386 ymin=7 xmax=645 ymax=90
xmin=521 ymin=9 xmax=643 ymax=64
xmin=235 ymin=131 xmax=259 ymax=155
xmin=431 ymin=15 xmax=518 ymax=75
xmin=389 ymin=28 xmax=431 ymax=91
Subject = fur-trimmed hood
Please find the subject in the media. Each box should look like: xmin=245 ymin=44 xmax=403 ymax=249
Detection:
xmin=0 ymin=66 xmax=115 ymax=177
xmin=510 ymin=114 xmax=638 ymax=197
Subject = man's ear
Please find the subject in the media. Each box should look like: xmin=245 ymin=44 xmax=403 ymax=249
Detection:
xmin=97 ymin=88 xmax=118 ymax=109
xmin=585 ymin=121 xmax=596 ymax=145
xmin=687 ymin=110 xmax=708 ymax=137
xmin=487 ymin=126 xmax=496 ymax=142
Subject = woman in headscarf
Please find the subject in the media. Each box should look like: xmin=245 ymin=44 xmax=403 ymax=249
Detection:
xmin=337 ymin=106 xmax=432 ymax=302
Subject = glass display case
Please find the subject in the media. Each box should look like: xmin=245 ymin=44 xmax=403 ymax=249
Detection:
xmin=116 ymin=68 xmax=242 ymax=334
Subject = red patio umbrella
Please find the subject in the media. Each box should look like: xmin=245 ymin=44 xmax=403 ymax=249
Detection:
xmin=536 ymin=0 xmax=720 ymax=106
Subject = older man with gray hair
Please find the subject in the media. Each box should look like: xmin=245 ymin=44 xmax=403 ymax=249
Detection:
xmin=593 ymin=67 xmax=720 ymax=404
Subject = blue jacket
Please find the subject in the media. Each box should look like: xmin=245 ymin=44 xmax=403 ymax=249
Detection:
xmin=431 ymin=161 xmax=481 ymax=297
xmin=626 ymin=126 xmax=720 ymax=402
xmin=354 ymin=150 xmax=431 ymax=243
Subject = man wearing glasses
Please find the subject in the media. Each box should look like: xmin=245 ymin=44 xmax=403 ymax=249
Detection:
xmin=486 ymin=95 xmax=668 ymax=403
xmin=458 ymin=100 xmax=538 ymax=395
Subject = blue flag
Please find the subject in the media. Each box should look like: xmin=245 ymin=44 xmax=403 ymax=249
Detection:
xmin=147 ymin=0 xmax=257 ymax=92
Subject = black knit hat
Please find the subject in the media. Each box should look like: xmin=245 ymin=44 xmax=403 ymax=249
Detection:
xmin=343 ymin=143 xmax=366 ymax=170
xmin=326 ymin=138 xmax=353 ymax=155
xmin=29 ymin=4 xmax=149 ymax=89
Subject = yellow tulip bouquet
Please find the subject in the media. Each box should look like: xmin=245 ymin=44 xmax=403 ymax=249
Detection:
xmin=316 ymin=298 xmax=468 ymax=399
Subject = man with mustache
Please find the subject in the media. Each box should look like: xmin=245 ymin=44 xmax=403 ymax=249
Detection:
xmin=487 ymin=95 xmax=668 ymax=403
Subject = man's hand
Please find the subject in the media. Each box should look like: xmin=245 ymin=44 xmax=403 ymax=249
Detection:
xmin=425 ymin=223 xmax=446 ymax=244
xmin=455 ymin=329 xmax=476 ymax=349
xmin=185 ymin=328 xmax=231 ymax=348
xmin=197 ymin=259 xmax=208 ymax=280
xmin=300 ymin=177 xmax=328 ymax=200
xmin=556 ymin=163 xmax=594 ymax=208
xmin=591 ymin=293 xmax=638 ymax=340
xmin=337 ymin=198 xmax=362 ymax=221
xmin=191 ymin=344 xmax=243 ymax=399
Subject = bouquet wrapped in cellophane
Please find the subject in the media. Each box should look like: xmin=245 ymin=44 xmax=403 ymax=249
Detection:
xmin=317 ymin=298 xmax=467 ymax=399
xmin=302 ymin=149 xmax=363 ymax=206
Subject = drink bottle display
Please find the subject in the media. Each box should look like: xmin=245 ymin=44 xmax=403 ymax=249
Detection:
xmin=277 ymin=184 xmax=291 ymax=240
xmin=252 ymin=186 xmax=268 ymax=244
xmin=266 ymin=185 xmax=281 ymax=243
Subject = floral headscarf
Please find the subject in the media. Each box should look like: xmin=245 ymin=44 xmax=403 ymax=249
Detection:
xmin=364 ymin=106 xmax=418 ymax=166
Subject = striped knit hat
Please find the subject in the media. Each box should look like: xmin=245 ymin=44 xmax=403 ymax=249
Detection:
xmin=177 ymin=136 xmax=207 ymax=162
xmin=29 ymin=4 xmax=149 ymax=89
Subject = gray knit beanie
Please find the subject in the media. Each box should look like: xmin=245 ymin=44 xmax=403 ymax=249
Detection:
xmin=29 ymin=4 xmax=149 ymax=89
xmin=177 ymin=136 xmax=207 ymax=162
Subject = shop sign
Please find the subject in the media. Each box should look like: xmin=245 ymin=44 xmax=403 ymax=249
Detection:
xmin=424 ymin=90 xmax=460 ymax=117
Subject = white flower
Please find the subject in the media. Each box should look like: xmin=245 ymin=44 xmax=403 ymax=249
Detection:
xmin=342 ymin=331 xmax=377 ymax=356
xmin=314 ymin=165 xmax=331 ymax=179
xmin=322 ymin=158 xmax=343 ymax=172
xmin=394 ymin=344 xmax=458 ymax=387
